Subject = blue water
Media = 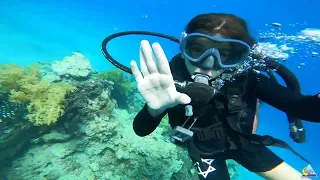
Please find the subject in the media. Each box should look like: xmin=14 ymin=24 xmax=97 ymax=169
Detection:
xmin=1 ymin=0 xmax=319 ymax=179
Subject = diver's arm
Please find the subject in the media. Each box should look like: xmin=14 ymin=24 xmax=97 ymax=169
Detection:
xmin=251 ymin=72 xmax=320 ymax=122
xmin=133 ymin=104 xmax=167 ymax=136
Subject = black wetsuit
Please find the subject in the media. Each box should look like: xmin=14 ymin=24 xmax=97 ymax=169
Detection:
xmin=133 ymin=56 xmax=320 ymax=180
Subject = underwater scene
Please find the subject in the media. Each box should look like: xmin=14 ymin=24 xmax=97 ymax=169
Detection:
xmin=0 ymin=0 xmax=320 ymax=180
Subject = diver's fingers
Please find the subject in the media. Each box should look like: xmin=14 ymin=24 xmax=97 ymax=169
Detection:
xmin=175 ymin=92 xmax=191 ymax=105
xmin=139 ymin=46 xmax=150 ymax=77
xmin=130 ymin=60 xmax=143 ymax=83
xmin=152 ymin=42 xmax=172 ymax=76
xmin=141 ymin=40 xmax=159 ymax=74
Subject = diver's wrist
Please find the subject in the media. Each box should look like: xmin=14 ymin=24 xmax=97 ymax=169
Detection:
xmin=147 ymin=105 xmax=166 ymax=117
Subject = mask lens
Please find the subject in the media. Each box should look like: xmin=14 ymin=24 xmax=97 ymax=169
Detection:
xmin=221 ymin=42 xmax=249 ymax=65
xmin=181 ymin=34 xmax=250 ymax=67
xmin=184 ymin=36 xmax=208 ymax=59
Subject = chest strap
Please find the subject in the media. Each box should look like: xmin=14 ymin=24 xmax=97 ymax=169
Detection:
xmin=192 ymin=81 xmax=246 ymax=142
xmin=194 ymin=123 xmax=226 ymax=141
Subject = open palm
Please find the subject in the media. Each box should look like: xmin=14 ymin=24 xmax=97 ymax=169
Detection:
xmin=130 ymin=40 xmax=191 ymax=116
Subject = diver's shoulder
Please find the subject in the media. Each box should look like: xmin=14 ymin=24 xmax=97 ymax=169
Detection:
xmin=245 ymin=69 xmax=263 ymax=80
xmin=169 ymin=54 xmax=183 ymax=68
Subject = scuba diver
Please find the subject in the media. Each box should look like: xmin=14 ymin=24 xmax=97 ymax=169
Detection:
xmin=101 ymin=13 xmax=320 ymax=180
xmin=101 ymin=25 xmax=309 ymax=145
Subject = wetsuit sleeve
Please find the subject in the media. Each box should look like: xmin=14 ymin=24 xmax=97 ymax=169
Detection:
xmin=133 ymin=104 xmax=167 ymax=136
xmin=132 ymin=54 xmax=187 ymax=137
xmin=250 ymin=72 xmax=320 ymax=122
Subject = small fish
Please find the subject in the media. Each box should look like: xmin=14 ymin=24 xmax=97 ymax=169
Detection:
xmin=0 ymin=100 xmax=27 ymax=121
xmin=270 ymin=22 xmax=281 ymax=27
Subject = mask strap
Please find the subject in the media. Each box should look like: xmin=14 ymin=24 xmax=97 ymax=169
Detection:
xmin=179 ymin=31 xmax=188 ymax=43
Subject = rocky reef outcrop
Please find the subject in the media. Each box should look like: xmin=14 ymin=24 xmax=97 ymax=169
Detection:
xmin=0 ymin=52 xmax=240 ymax=180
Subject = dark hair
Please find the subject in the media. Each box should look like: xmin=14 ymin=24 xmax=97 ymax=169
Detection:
xmin=185 ymin=13 xmax=255 ymax=47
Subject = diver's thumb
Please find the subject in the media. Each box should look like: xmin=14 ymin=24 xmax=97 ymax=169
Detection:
xmin=175 ymin=92 xmax=191 ymax=105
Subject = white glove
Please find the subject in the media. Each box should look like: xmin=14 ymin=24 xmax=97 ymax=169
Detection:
xmin=130 ymin=40 xmax=191 ymax=117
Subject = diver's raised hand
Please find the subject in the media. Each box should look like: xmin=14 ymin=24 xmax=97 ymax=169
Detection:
xmin=130 ymin=40 xmax=191 ymax=117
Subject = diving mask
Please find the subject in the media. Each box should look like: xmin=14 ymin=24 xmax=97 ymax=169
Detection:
xmin=180 ymin=32 xmax=251 ymax=70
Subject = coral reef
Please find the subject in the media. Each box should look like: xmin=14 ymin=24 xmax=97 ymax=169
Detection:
xmin=51 ymin=52 xmax=92 ymax=79
xmin=64 ymin=79 xmax=114 ymax=116
xmin=126 ymin=85 xmax=145 ymax=113
xmin=0 ymin=53 xmax=94 ymax=164
xmin=0 ymin=63 xmax=37 ymax=93
xmin=93 ymin=68 xmax=134 ymax=109
xmin=0 ymin=63 xmax=76 ymax=126
xmin=0 ymin=63 xmax=75 ymax=164
xmin=62 ymin=78 xmax=116 ymax=134
xmin=0 ymin=110 xmax=197 ymax=180
xmin=0 ymin=52 xmax=241 ymax=180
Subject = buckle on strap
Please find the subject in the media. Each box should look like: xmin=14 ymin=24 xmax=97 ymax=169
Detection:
xmin=226 ymin=84 xmax=245 ymax=113
xmin=227 ymin=94 xmax=244 ymax=113
xmin=195 ymin=125 xmax=225 ymax=141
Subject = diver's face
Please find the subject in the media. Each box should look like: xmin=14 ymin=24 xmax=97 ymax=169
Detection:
xmin=183 ymin=36 xmax=233 ymax=78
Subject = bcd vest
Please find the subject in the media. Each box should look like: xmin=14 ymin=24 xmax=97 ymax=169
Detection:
xmin=186 ymin=75 xmax=311 ymax=164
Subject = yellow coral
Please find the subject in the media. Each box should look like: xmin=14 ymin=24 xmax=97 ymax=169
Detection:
xmin=0 ymin=63 xmax=76 ymax=126
xmin=25 ymin=83 xmax=76 ymax=126
xmin=0 ymin=63 xmax=26 ymax=92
